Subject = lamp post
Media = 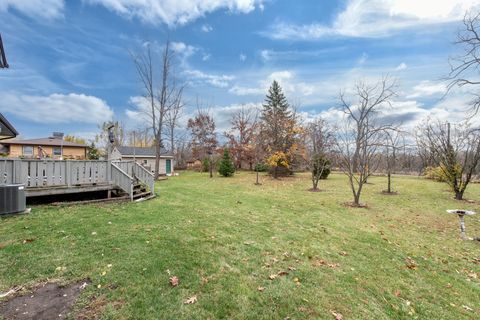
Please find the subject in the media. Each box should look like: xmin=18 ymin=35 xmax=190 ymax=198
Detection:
xmin=107 ymin=124 xmax=115 ymax=161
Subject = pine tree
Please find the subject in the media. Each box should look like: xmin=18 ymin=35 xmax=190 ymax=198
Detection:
xmin=218 ymin=148 xmax=235 ymax=177
xmin=260 ymin=80 xmax=298 ymax=178
xmin=261 ymin=81 xmax=292 ymax=152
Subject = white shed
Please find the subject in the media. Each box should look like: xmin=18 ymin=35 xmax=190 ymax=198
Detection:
xmin=111 ymin=146 xmax=174 ymax=175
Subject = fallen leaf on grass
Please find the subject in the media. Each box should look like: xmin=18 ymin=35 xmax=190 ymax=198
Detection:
xmin=277 ymin=271 xmax=289 ymax=276
xmin=312 ymin=259 xmax=339 ymax=269
xmin=288 ymin=266 xmax=296 ymax=271
xmin=169 ymin=276 xmax=179 ymax=287
xmin=405 ymin=257 xmax=417 ymax=270
xmin=394 ymin=290 xmax=401 ymax=297
xmin=268 ymin=274 xmax=277 ymax=280
xmin=339 ymin=251 xmax=348 ymax=256
xmin=330 ymin=310 xmax=343 ymax=320
xmin=257 ymin=286 xmax=265 ymax=292
xmin=22 ymin=238 xmax=35 ymax=244
xmin=183 ymin=295 xmax=197 ymax=304
xmin=462 ymin=305 xmax=473 ymax=312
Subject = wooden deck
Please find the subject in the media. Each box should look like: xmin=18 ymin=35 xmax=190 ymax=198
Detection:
xmin=0 ymin=159 xmax=155 ymax=201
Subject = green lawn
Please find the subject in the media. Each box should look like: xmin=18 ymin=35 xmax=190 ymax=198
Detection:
xmin=1 ymin=172 xmax=479 ymax=319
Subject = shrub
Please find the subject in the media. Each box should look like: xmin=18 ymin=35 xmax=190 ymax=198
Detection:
xmin=254 ymin=163 xmax=269 ymax=172
xmin=312 ymin=155 xmax=331 ymax=180
xmin=218 ymin=149 xmax=235 ymax=177
xmin=202 ymin=158 xmax=210 ymax=173
xmin=424 ymin=165 xmax=461 ymax=182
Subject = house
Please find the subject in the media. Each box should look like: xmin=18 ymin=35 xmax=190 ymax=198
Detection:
xmin=0 ymin=113 xmax=18 ymax=141
xmin=186 ymin=159 xmax=202 ymax=170
xmin=111 ymin=146 xmax=174 ymax=175
xmin=0 ymin=135 xmax=87 ymax=159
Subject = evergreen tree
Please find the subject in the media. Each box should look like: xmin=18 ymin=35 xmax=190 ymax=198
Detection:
xmin=260 ymin=80 xmax=300 ymax=178
xmin=87 ymin=142 xmax=100 ymax=160
xmin=218 ymin=148 xmax=235 ymax=177
xmin=261 ymin=80 xmax=293 ymax=153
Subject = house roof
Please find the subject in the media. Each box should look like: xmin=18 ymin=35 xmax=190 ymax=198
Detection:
xmin=115 ymin=146 xmax=173 ymax=157
xmin=0 ymin=113 xmax=18 ymax=140
xmin=0 ymin=137 xmax=87 ymax=147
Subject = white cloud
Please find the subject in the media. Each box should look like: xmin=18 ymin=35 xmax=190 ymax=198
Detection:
xmin=263 ymin=0 xmax=480 ymax=40
xmin=358 ymin=52 xmax=368 ymax=65
xmin=0 ymin=93 xmax=113 ymax=124
xmin=212 ymin=102 xmax=262 ymax=132
xmin=407 ymin=80 xmax=447 ymax=98
xmin=202 ymin=53 xmax=211 ymax=61
xmin=229 ymin=70 xmax=315 ymax=97
xmin=184 ymin=69 xmax=234 ymax=88
xmin=84 ymin=0 xmax=265 ymax=26
xmin=239 ymin=53 xmax=247 ymax=61
xmin=171 ymin=42 xmax=197 ymax=57
xmin=0 ymin=0 xmax=64 ymax=20
xmin=395 ymin=62 xmax=407 ymax=71
xmin=260 ymin=50 xmax=271 ymax=61
xmin=201 ymin=24 xmax=213 ymax=32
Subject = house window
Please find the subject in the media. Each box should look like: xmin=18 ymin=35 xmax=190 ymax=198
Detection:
xmin=53 ymin=147 xmax=62 ymax=156
xmin=23 ymin=146 xmax=33 ymax=156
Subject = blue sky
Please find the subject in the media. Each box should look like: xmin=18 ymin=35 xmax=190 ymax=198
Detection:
xmin=0 ymin=0 xmax=479 ymax=140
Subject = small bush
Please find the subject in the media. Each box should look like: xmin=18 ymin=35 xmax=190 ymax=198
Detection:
xmin=424 ymin=165 xmax=460 ymax=182
xmin=202 ymin=158 xmax=210 ymax=173
xmin=218 ymin=149 xmax=235 ymax=177
xmin=254 ymin=163 xmax=270 ymax=172
xmin=312 ymin=156 xmax=331 ymax=180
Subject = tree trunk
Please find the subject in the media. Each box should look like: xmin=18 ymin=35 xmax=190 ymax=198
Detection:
xmin=353 ymin=193 xmax=361 ymax=206
xmin=209 ymin=155 xmax=213 ymax=178
xmin=387 ymin=172 xmax=391 ymax=193
xmin=154 ymin=141 xmax=160 ymax=180
xmin=455 ymin=189 xmax=464 ymax=200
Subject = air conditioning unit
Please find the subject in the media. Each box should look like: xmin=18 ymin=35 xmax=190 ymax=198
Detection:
xmin=0 ymin=184 xmax=26 ymax=215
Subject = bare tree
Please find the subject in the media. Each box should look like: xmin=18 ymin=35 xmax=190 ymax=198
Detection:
xmin=447 ymin=11 xmax=480 ymax=115
xmin=164 ymin=88 xmax=184 ymax=155
xmin=306 ymin=117 xmax=333 ymax=191
xmin=382 ymin=128 xmax=406 ymax=194
xmin=131 ymin=41 xmax=183 ymax=179
xmin=416 ymin=119 xmax=480 ymax=200
xmin=335 ymin=77 xmax=396 ymax=206
xmin=187 ymin=107 xmax=218 ymax=178
xmin=225 ymin=106 xmax=258 ymax=170
xmin=126 ymin=127 xmax=153 ymax=147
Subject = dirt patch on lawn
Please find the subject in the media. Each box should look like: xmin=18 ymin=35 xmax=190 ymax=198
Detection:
xmin=0 ymin=279 xmax=90 ymax=320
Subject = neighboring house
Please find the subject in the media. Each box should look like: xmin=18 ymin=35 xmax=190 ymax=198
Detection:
xmin=186 ymin=159 xmax=202 ymax=170
xmin=111 ymin=146 xmax=174 ymax=175
xmin=0 ymin=135 xmax=87 ymax=159
xmin=0 ymin=113 xmax=18 ymax=141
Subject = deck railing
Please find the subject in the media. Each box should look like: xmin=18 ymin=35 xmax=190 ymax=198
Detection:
xmin=0 ymin=159 xmax=109 ymax=187
xmin=111 ymin=162 xmax=134 ymax=201
xmin=112 ymin=160 xmax=155 ymax=195
xmin=0 ymin=159 xmax=155 ymax=200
